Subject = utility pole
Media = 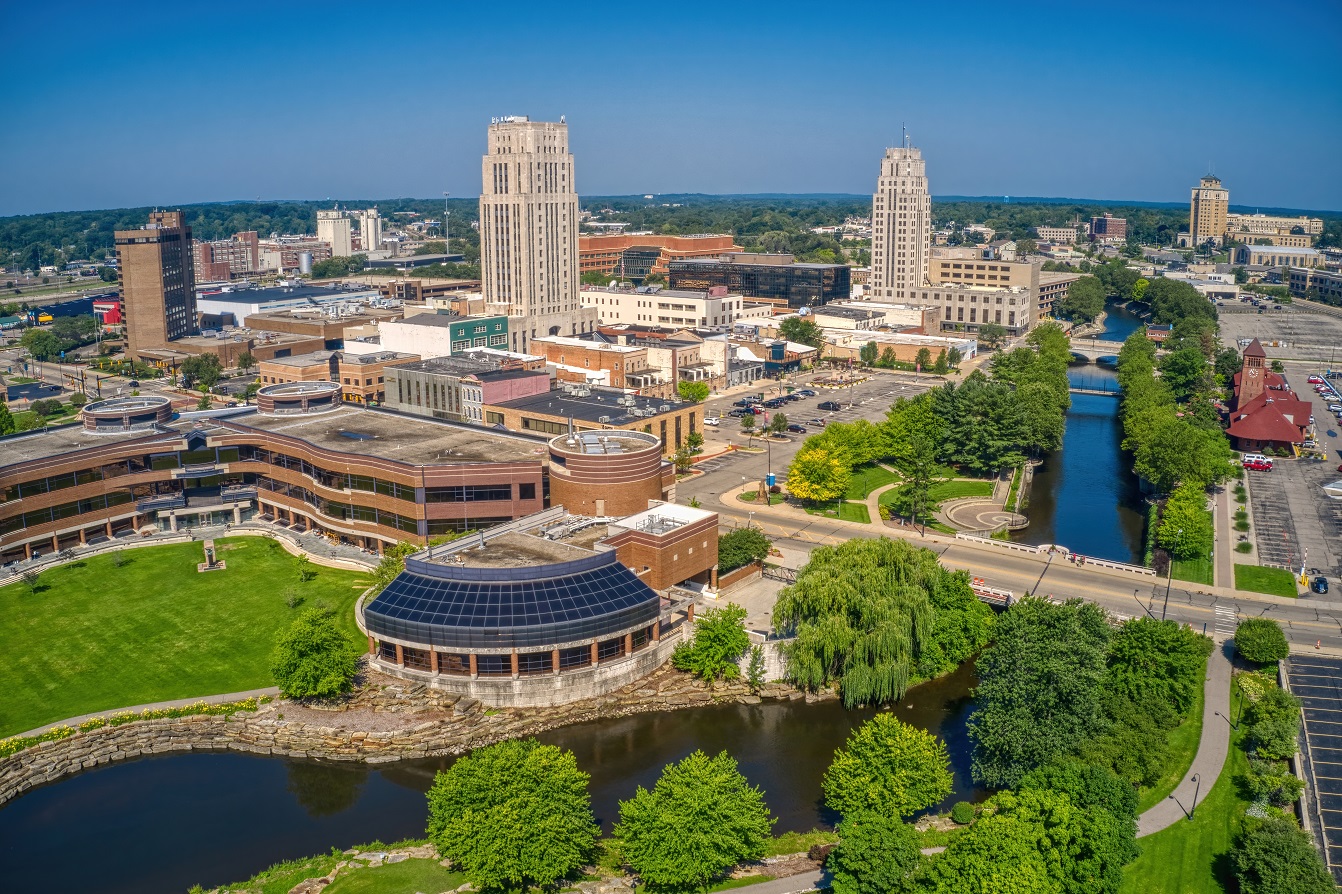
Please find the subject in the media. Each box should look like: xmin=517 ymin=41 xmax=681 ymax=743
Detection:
xmin=443 ymin=192 xmax=450 ymax=249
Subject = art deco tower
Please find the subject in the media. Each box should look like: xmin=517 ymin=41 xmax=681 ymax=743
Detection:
xmin=870 ymin=142 xmax=931 ymax=301
xmin=479 ymin=116 xmax=589 ymax=351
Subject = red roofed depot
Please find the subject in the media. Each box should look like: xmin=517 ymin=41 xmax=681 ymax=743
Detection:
xmin=1225 ymin=338 xmax=1312 ymax=451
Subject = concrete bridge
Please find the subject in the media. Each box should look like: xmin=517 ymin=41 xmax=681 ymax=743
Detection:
xmin=1068 ymin=338 xmax=1126 ymax=361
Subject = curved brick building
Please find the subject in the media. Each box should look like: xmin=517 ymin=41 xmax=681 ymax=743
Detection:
xmin=547 ymin=430 xmax=671 ymax=517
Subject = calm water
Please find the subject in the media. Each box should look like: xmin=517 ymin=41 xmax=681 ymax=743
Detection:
xmin=0 ymin=662 xmax=981 ymax=894
xmin=1013 ymin=302 xmax=1148 ymax=562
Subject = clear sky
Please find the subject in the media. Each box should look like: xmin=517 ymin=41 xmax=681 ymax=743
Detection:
xmin=2 ymin=0 xmax=1339 ymax=216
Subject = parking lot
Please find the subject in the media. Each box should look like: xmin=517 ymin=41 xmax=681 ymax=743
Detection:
xmin=1219 ymin=302 xmax=1342 ymax=366
xmin=1286 ymin=654 xmax=1342 ymax=884
xmin=1246 ymin=367 xmax=1342 ymax=582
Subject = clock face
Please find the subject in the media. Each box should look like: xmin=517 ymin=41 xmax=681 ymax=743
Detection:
xmin=1247 ymin=368 xmax=1259 ymax=377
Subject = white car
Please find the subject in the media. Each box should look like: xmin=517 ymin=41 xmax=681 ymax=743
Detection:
xmin=703 ymin=416 xmax=720 ymax=426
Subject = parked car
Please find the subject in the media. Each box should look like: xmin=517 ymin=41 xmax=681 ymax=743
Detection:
xmin=727 ymin=408 xmax=752 ymax=418
xmin=1243 ymin=459 xmax=1273 ymax=471
xmin=818 ymin=400 xmax=844 ymax=411
xmin=1313 ymin=576 xmax=1330 ymax=595
xmin=733 ymin=398 xmax=756 ymax=407
xmin=1309 ymin=375 xmax=1325 ymax=384
xmin=796 ymin=389 xmax=817 ymax=397
xmin=703 ymin=416 xmax=720 ymax=426
xmin=809 ymin=418 xmax=827 ymax=427
xmin=782 ymin=393 xmax=801 ymax=402
xmin=786 ymin=424 xmax=807 ymax=434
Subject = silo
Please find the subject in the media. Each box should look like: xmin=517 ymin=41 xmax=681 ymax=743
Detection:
xmin=298 ymin=252 xmax=313 ymax=275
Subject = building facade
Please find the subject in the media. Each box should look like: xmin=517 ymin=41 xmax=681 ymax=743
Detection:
xmin=1034 ymin=225 xmax=1083 ymax=243
xmin=1231 ymin=245 xmax=1324 ymax=269
xmin=485 ymin=387 xmax=698 ymax=455
xmin=1225 ymin=212 xmax=1323 ymax=247
xmin=665 ymin=254 xmax=849 ymax=309
xmin=116 ymin=211 xmax=199 ymax=360
xmin=478 ymin=116 xmax=596 ymax=353
xmin=316 ymin=210 xmax=354 ymax=257
xmin=1288 ymin=268 xmax=1342 ymax=303
xmin=193 ymin=231 xmax=261 ymax=282
xmin=1037 ymin=270 xmax=1082 ymax=316
xmin=582 ymin=284 xmax=755 ymax=328
xmin=528 ymin=336 xmax=657 ymax=390
xmin=258 ymin=350 xmax=421 ymax=404
xmin=578 ymin=233 xmax=740 ymax=282
xmin=376 ymin=313 xmax=511 ymax=359
xmin=869 ymin=144 xmax=931 ymax=301
xmin=386 ymin=356 xmax=549 ymax=424
xmin=1089 ymin=214 xmax=1127 ymax=242
xmin=1185 ymin=175 xmax=1229 ymax=247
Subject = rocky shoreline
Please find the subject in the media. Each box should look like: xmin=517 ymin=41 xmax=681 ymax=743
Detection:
xmin=0 ymin=664 xmax=829 ymax=807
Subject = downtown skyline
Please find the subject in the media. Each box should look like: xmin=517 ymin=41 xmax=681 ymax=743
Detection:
xmin=1 ymin=0 xmax=1340 ymax=216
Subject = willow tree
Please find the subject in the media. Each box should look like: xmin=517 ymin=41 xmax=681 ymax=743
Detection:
xmin=772 ymin=538 xmax=992 ymax=707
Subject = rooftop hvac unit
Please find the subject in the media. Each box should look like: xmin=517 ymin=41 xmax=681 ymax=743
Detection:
xmin=598 ymin=415 xmax=611 ymax=423
xmin=659 ymin=404 xmax=670 ymax=412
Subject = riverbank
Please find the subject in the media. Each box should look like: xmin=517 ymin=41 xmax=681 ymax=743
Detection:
xmin=0 ymin=662 xmax=827 ymax=808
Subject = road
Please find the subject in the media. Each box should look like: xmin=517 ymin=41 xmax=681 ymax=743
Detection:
xmin=682 ymin=370 xmax=1342 ymax=653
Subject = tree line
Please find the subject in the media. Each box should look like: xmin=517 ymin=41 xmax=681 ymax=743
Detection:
xmin=1114 ymin=279 xmax=1235 ymax=564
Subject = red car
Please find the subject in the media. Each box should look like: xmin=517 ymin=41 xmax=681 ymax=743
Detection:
xmin=1243 ymin=459 xmax=1273 ymax=471
xmin=1309 ymin=375 xmax=1324 ymax=384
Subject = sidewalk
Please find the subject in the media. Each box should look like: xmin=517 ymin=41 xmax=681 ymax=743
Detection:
xmin=15 ymin=686 xmax=280 ymax=739
xmin=1213 ymin=486 xmax=1235 ymax=589
xmin=1135 ymin=641 xmax=1233 ymax=837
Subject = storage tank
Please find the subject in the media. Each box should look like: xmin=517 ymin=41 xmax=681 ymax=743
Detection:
xmin=298 ymin=251 xmax=313 ymax=275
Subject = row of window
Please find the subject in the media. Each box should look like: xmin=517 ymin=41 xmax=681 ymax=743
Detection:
xmin=0 ymin=491 xmax=134 ymax=535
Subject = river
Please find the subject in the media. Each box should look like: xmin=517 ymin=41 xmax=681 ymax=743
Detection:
xmin=0 ymin=663 xmax=983 ymax=894
xmin=1012 ymin=301 xmax=1147 ymax=563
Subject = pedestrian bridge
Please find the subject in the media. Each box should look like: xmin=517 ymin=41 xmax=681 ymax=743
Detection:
xmin=1069 ymin=339 xmax=1126 ymax=361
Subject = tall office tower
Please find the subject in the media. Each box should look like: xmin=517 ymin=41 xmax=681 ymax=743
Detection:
xmin=1189 ymin=174 xmax=1229 ymax=247
xmin=479 ymin=116 xmax=592 ymax=352
xmin=116 ymin=211 xmax=198 ymax=359
xmin=353 ymin=207 xmax=382 ymax=252
xmin=870 ymin=143 xmax=931 ymax=301
xmin=317 ymin=208 xmax=354 ymax=257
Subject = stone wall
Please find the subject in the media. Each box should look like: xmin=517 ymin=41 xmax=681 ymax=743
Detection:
xmin=0 ymin=665 xmax=828 ymax=807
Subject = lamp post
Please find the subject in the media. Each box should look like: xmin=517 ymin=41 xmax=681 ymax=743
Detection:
xmin=442 ymin=192 xmax=450 ymax=247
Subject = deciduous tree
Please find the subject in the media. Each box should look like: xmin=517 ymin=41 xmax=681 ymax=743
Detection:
xmin=615 ymin=751 xmax=774 ymax=892
xmin=1236 ymin=618 xmax=1289 ymax=664
xmin=677 ymin=380 xmax=709 ymax=403
xmin=718 ymin=527 xmax=772 ymax=572
xmin=786 ymin=447 xmax=850 ymax=504
xmin=673 ymin=603 xmax=750 ymax=682
xmin=1231 ymin=817 xmax=1335 ymax=894
xmin=828 ymin=811 xmax=921 ymax=894
xmin=270 ymin=607 xmax=359 ymax=699
xmin=426 ymin=739 xmax=597 ymax=890
xmin=822 ymin=713 xmax=952 ymax=818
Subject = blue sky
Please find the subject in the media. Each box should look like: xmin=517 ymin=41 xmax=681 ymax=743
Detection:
xmin=1 ymin=0 xmax=1339 ymax=216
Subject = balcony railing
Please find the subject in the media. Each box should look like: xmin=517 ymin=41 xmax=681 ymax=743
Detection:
xmin=136 ymin=494 xmax=186 ymax=512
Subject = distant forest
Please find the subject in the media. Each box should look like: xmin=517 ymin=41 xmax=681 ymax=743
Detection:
xmin=3 ymin=194 xmax=1339 ymax=272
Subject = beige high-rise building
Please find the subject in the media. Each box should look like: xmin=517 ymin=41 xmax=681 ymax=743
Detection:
xmin=317 ymin=209 xmax=354 ymax=257
xmin=479 ymin=116 xmax=594 ymax=352
xmin=353 ymin=208 xmax=382 ymax=252
xmin=1186 ymin=175 xmax=1229 ymax=247
xmin=870 ymin=144 xmax=931 ymax=301
xmin=116 ymin=211 xmax=198 ymax=360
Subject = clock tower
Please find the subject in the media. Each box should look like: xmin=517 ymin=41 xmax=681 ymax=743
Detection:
xmin=1239 ymin=338 xmax=1267 ymax=407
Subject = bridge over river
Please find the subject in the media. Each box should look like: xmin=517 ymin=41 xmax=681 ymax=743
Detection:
xmin=1068 ymin=338 xmax=1126 ymax=360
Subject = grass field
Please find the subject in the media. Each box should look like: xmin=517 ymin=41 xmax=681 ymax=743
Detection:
xmin=0 ymin=537 xmax=368 ymax=737
xmin=1135 ymin=662 xmax=1207 ymax=813
xmin=1119 ymin=692 xmax=1249 ymax=894
xmin=1234 ymin=563 xmax=1298 ymax=598
xmin=843 ymin=463 xmax=897 ymax=500
xmin=927 ymin=479 xmax=994 ymax=502
xmin=806 ymin=501 xmax=871 ymax=524
xmin=324 ymin=861 xmax=464 ymax=894
xmin=1171 ymin=555 xmax=1215 ymax=586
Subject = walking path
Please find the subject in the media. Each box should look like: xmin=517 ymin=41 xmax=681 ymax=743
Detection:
xmin=15 ymin=687 xmax=279 ymax=739
xmin=1135 ymin=641 xmax=1233 ymax=837
xmin=1213 ymin=486 xmax=1235 ymax=589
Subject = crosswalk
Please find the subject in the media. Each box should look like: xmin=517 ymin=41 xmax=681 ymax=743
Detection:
xmin=1214 ymin=604 xmax=1238 ymax=640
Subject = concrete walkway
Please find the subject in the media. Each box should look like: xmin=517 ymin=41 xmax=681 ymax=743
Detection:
xmin=742 ymin=869 xmax=826 ymax=894
xmin=15 ymin=686 xmax=280 ymax=739
xmin=1135 ymin=640 xmax=1234 ymax=837
xmin=1213 ymin=486 xmax=1236 ymax=590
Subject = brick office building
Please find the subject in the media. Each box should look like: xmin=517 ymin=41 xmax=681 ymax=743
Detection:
xmin=116 ymin=211 xmax=199 ymax=360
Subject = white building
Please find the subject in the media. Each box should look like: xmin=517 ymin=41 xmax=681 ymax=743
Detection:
xmin=479 ymin=116 xmax=597 ymax=353
xmin=316 ymin=210 xmax=354 ymax=258
xmin=581 ymin=284 xmax=767 ymax=328
xmin=1034 ymin=225 xmax=1083 ymax=243
xmin=870 ymin=143 xmax=931 ymax=302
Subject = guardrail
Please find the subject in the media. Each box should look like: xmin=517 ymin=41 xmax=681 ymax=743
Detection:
xmin=955 ymin=533 xmax=1044 ymax=554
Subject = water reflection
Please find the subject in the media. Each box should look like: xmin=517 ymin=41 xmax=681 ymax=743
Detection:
xmin=286 ymin=759 xmax=369 ymax=817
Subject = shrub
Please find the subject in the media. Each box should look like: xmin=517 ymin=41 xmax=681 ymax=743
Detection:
xmin=673 ymin=603 xmax=750 ymax=682
xmin=718 ymin=527 xmax=772 ymax=573
xmin=1237 ymin=542 xmax=1254 ymax=553
xmin=270 ymin=608 xmax=359 ymax=699
xmin=950 ymin=801 xmax=976 ymax=824
xmin=1236 ymin=619 xmax=1289 ymax=665
xmin=1231 ymin=816 xmax=1334 ymax=894
xmin=1235 ymin=520 xmax=1251 ymax=532
xmin=828 ymin=811 xmax=922 ymax=894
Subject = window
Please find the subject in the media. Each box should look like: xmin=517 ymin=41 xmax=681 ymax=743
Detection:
xmin=425 ymin=484 xmax=513 ymax=503
xmin=519 ymin=482 xmax=536 ymax=500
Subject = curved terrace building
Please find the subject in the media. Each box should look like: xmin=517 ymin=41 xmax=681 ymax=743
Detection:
xmin=0 ymin=382 xmax=677 ymax=564
xmin=360 ymin=513 xmax=693 ymax=706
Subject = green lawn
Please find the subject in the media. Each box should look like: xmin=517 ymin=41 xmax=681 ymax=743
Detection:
xmin=737 ymin=491 xmax=785 ymax=505
xmin=1171 ymin=555 xmax=1214 ymax=586
xmin=927 ymin=479 xmax=994 ymax=502
xmin=0 ymin=538 xmax=368 ymax=736
xmin=805 ymin=501 xmax=871 ymax=524
xmin=324 ymin=860 xmax=464 ymax=894
xmin=1233 ymin=564 xmax=1298 ymax=598
xmin=1135 ymin=661 xmax=1206 ymax=813
xmin=1119 ymin=697 xmax=1249 ymax=894
xmin=843 ymin=463 xmax=897 ymax=500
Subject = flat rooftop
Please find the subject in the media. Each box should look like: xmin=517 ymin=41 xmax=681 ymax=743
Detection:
xmin=431 ymin=531 xmax=591 ymax=568
xmin=227 ymin=405 xmax=546 ymax=465
xmin=197 ymin=284 xmax=379 ymax=303
xmin=495 ymin=389 xmax=686 ymax=424
xmin=0 ymin=424 xmax=175 ymax=469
